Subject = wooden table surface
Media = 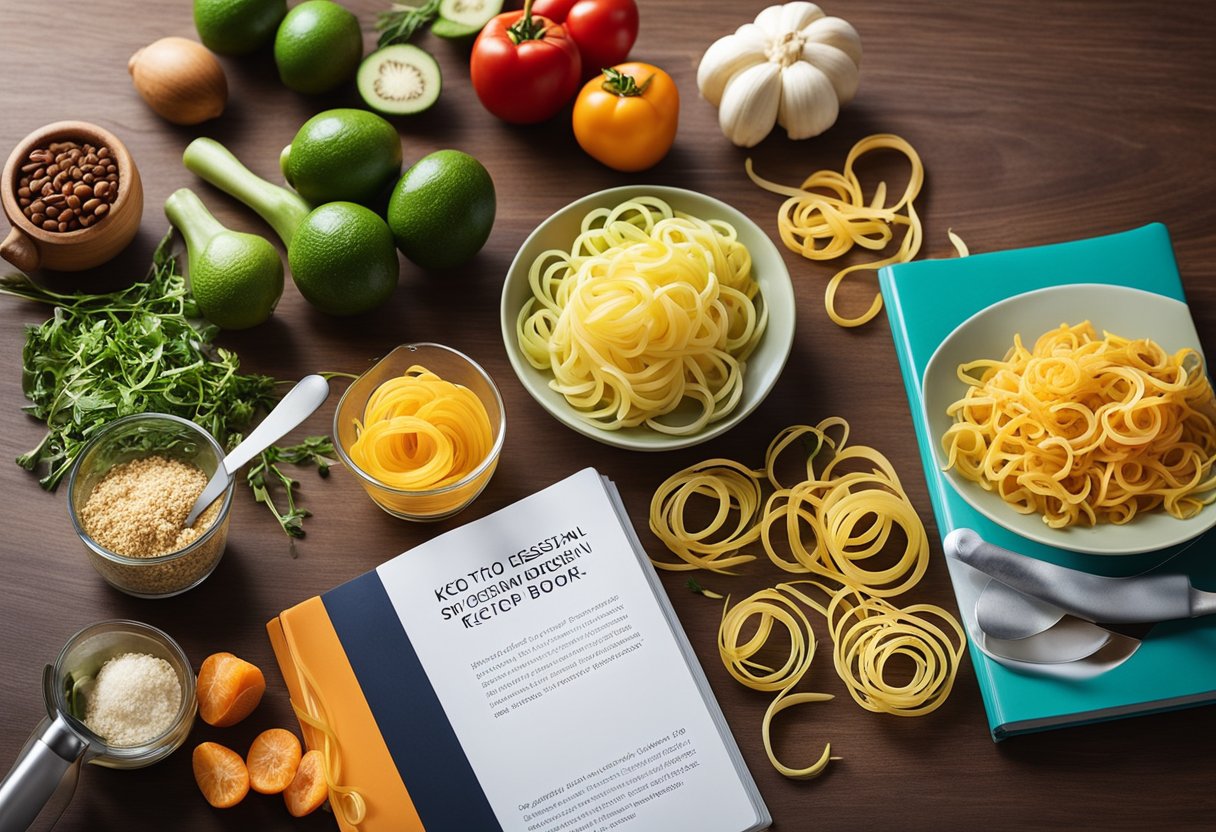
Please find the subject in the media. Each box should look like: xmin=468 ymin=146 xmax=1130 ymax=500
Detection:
xmin=2 ymin=1 xmax=1214 ymax=830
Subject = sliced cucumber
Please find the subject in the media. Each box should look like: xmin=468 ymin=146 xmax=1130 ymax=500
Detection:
xmin=432 ymin=0 xmax=503 ymax=40
xmin=357 ymin=45 xmax=442 ymax=116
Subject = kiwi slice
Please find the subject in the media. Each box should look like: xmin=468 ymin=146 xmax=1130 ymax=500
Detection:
xmin=431 ymin=0 xmax=503 ymax=39
xmin=357 ymin=45 xmax=442 ymax=116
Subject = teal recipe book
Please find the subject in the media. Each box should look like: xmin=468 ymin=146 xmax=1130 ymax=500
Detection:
xmin=879 ymin=223 xmax=1216 ymax=739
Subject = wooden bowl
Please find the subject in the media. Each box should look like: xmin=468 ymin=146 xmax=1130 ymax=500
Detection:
xmin=0 ymin=120 xmax=143 ymax=273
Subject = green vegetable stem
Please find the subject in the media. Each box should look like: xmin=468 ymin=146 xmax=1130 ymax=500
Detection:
xmin=165 ymin=188 xmax=284 ymax=330
xmin=182 ymin=137 xmax=310 ymax=246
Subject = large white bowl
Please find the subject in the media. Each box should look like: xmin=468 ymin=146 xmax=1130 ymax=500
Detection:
xmin=500 ymin=185 xmax=795 ymax=451
xmin=922 ymin=283 xmax=1216 ymax=555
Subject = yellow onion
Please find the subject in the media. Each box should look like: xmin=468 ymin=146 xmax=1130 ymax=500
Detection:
xmin=128 ymin=37 xmax=227 ymax=126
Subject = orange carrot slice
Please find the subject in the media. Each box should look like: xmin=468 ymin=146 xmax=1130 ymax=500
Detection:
xmin=193 ymin=742 xmax=250 ymax=809
xmin=197 ymin=652 xmax=266 ymax=727
xmin=247 ymin=728 xmax=302 ymax=795
xmin=283 ymin=749 xmax=328 ymax=817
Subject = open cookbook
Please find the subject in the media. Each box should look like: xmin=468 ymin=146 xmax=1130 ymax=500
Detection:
xmin=880 ymin=223 xmax=1216 ymax=739
xmin=268 ymin=468 xmax=770 ymax=832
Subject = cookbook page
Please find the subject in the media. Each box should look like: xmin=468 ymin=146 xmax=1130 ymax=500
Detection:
xmin=377 ymin=468 xmax=759 ymax=832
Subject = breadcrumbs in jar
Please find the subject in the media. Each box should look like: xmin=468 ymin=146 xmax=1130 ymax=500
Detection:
xmin=78 ymin=455 xmax=219 ymax=557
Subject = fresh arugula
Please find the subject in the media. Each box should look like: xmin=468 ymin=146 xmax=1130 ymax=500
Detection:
xmin=0 ymin=232 xmax=330 ymax=538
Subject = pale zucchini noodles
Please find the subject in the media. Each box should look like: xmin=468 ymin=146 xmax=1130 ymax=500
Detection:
xmin=517 ymin=196 xmax=766 ymax=434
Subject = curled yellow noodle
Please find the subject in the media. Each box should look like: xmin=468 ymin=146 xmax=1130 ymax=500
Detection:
xmin=745 ymin=133 xmax=924 ymax=328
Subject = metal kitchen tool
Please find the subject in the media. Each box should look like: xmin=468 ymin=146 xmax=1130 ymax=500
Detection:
xmin=975 ymin=578 xmax=1066 ymax=641
xmin=943 ymin=528 xmax=1216 ymax=626
xmin=184 ymin=373 xmax=329 ymax=527
xmin=0 ymin=620 xmax=197 ymax=831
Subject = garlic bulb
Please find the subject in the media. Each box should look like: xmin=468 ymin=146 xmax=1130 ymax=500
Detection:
xmin=697 ymin=2 xmax=861 ymax=147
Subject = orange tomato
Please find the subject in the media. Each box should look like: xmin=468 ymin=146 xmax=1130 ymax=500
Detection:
xmin=572 ymin=61 xmax=679 ymax=172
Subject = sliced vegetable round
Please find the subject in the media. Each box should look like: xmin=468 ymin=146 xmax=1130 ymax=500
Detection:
xmin=358 ymin=45 xmax=442 ymax=116
xmin=431 ymin=0 xmax=502 ymax=39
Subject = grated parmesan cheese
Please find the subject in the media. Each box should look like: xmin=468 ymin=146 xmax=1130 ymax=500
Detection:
xmin=84 ymin=652 xmax=182 ymax=747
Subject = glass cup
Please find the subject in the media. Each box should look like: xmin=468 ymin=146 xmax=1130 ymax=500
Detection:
xmin=334 ymin=343 xmax=506 ymax=521
xmin=0 ymin=620 xmax=197 ymax=830
xmin=66 ymin=413 xmax=233 ymax=598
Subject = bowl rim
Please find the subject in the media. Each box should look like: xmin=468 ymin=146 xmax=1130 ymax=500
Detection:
xmin=333 ymin=342 xmax=508 ymax=498
xmin=66 ymin=412 xmax=235 ymax=567
xmin=498 ymin=183 xmax=796 ymax=452
xmin=2 ymin=119 xmax=138 ymax=243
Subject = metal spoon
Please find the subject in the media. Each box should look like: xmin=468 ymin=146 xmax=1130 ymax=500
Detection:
xmin=976 ymin=578 xmax=1067 ymax=640
xmin=184 ymin=374 xmax=330 ymax=527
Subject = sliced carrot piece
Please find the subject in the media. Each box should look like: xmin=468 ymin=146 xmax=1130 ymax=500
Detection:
xmin=193 ymin=742 xmax=250 ymax=809
xmin=197 ymin=651 xmax=266 ymax=727
xmin=283 ymin=749 xmax=328 ymax=817
xmin=247 ymin=728 xmax=303 ymax=795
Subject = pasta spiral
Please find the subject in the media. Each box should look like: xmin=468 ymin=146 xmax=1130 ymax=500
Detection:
xmin=942 ymin=322 xmax=1216 ymax=527
xmin=517 ymin=196 xmax=766 ymax=434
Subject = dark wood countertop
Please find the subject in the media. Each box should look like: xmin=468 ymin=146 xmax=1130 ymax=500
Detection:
xmin=2 ymin=1 xmax=1214 ymax=829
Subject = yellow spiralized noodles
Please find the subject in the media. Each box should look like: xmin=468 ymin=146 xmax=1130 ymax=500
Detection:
xmin=717 ymin=587 xmax=835 ymax=779
xmin=745 ymin=133 xmax=924 ymax=328
xmin=347 ymin=365 xmax=494 ymax=495
xmin=942 ymin=322 xmax=1216 ymax=528
xmin=649 ymin=459 xmax=764 ymax=573
xmin=517 ymin=196 xmax=766 ymax=434
xmin=650 ymin=419 xmax=964 ymax=778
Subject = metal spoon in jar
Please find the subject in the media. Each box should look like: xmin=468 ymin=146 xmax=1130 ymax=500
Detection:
xmin=184 ymin=374 xmax=330 ymax=528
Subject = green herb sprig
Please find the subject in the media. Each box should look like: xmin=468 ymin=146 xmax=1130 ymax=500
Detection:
xmin=247 ymin=437 xmax=336 ymax=540
xmin=0 ymin=233 xmax=330 ymax=538
xmin=376 ymin=0 xmax=442 ymax=47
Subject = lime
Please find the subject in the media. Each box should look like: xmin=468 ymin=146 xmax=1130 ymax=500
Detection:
xmin=194 ymin=0 xmax=287 ymax=55
xmin=386 ymin=150 xmax=496 ymax=270
xmin=281 ymin=109 xmax=402 ymax=206
xmin=274 ymin=0 xmax=363 ymax=94
xmin=191 ymin=232 xmax=284 ymax=329
xmin=288 ymin=202 xmax=400 ymax=315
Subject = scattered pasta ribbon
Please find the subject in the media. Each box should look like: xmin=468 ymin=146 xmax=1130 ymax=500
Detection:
xmin=942 ymin=322 xmax=1216 ymax=527
xmin=290 ymin=656 xmax=367 ymax=826
xmin=650 ymin=419 xmax=929 ymax=596
xmin=649 ymin=459 xmax=765 ymax=573
xmin=347 ymin=365 xmax=495 ymax=496
xmin=517 ymin=196 xmax=766 ymax=434
xmin=717 ymin=588 xmax=835 ymax=779
xmin=947 ymin=228 xmax=970 ymax=258
xmin=745 ymin=133 xmax=924 ymax=328
xmin=651 ymin=419 xmax=965 ymax=778
xmin=782 ymin=582 xmax=965 ymax=717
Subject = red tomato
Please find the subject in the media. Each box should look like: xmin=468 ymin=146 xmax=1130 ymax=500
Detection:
xmin=532 ymin=0 xmax=639 ymax=74
xmin=470 ymin=4 xmax=582 ymax=124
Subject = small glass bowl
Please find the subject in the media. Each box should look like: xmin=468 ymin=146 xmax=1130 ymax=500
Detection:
xmin=50 ymin=619 xmax=197 ymax=768
xmin=334 ymin=343 xmax=506 ymax=521
xmin=66 ymin=413 xmax=233 ymax=598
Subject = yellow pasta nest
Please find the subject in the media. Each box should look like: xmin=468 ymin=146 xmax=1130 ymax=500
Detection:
xmin=347 ymin=365 xmax=494 ymax=493
xmin=942 ymin=322 xmax=1216 ymax=527
xmin=517 ymin=196 xmax=766 ymax=434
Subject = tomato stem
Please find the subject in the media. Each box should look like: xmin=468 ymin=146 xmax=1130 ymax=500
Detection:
xmin=601 ymin=67 xmax=652 ymax=97
xmin=509 ymin=0 xmax=546 ymax=44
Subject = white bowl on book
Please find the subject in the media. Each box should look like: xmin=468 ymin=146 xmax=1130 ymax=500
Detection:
xmin=922 ymin=283 xmax=1216 ymax=555
xmin=499 ymin=185 xmax=795 ymax=452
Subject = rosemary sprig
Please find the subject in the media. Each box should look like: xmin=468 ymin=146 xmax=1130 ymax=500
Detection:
xmin=376 ymin=0 xmax=442 ymax=47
